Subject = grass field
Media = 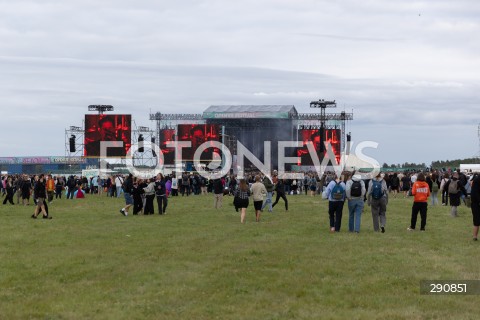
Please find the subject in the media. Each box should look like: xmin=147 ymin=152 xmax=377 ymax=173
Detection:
xmin=0 ymin=192 xmax=478 ymax=319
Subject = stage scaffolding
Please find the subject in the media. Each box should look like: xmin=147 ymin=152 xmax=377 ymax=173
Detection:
xmin=149 ymin=103 xmax=353 ymax=155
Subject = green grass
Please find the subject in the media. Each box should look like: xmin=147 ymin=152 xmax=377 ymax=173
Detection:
xmin=0 ymin=193 xmax=478 ymax=319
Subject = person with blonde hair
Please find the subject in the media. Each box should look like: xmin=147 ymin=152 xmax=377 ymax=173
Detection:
xmin=251 ymin=175 xmax=267 ymax=222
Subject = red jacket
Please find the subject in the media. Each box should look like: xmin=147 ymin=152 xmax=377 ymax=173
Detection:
xmin=412 ymin=181 xmax=430 ymax=202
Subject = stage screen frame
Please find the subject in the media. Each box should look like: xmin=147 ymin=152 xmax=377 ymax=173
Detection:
xmin=176 ymin=124 xmax=221 ymax=161
xmin=84 ymin=114 xmax=132 ymax=158
xmin=297 ymin=128 xmax=341 ymax=165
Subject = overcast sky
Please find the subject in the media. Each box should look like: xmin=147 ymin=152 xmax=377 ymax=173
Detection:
xmin=1 ymin=0 xmax=479 ymax=165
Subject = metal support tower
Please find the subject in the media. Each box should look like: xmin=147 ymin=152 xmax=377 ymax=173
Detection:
xmin=131 ymin=125 xmax=157 ymax=168
xmin=301 ymin=99 xmax=353 ymax=153
xmin=149 ymin=112 xmax=204 ymax=148
xmin=65 ymin=125 xmax=85 ymax=157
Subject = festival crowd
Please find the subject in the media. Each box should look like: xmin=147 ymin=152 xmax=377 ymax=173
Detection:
xmin=1 ymin=168 xmax=479 ymax=240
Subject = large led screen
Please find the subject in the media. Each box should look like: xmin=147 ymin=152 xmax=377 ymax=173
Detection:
xmin=297 ymin=129 xmax=341 ymax=165
xmin=84 ymin=114 xmax=132 ymax=157
xmin=160 ymin=129 xmax=176 ymax=165
xmin=177 ymin=124 xmax=221 ymax=161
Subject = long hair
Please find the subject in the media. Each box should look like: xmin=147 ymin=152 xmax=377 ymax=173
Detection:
xmin=417 ymin=172 xmax=426 ymax=182
xmin=239 ymin=179 xmax=248 ymax=192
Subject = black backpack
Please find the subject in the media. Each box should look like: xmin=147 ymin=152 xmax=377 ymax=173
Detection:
xmin=350 ymin=180 xmax=362 ymax=197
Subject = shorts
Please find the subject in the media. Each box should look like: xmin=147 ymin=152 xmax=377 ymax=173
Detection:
xmin=236 ymin=198 xmax=249 ymax=209
xmin=124 ymin=193 xmax=133 ymax=205
xmin=254 ymin=200 xmax=263 ymax=211
xmin=310 ymin=185 xmax=316 ymax=192
xmin=36 ymin=197 xmax=45 ymax=206
xmin=472 ymin=201 xmax=480 ymax=227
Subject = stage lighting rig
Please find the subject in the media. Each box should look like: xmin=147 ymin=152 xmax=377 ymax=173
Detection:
xmin=309 ymin=99 xmax=336 ymax=109
xmin=88 ymin=105 xmax=114 ymax=114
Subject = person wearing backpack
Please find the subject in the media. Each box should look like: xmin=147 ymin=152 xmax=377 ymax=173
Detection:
xmin=444 ymin=172 xmax=467 ymax=217
xmin=367 ymin=172 xmax=388 ymax=233
xmin=427 ymin=173 xmax=440 ymax=206
xmin=324 ymin=174 xmax=346 ymax=232
xmin=346 ymin=173 xmax=366 ymax=233
xmin=407 ymin=172 xmax=430 ymax=231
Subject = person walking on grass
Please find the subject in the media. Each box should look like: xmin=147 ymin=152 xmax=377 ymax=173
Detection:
xmin=132 ymin=177 xmax=144 ymax=215
xmin=154 ymin=173 xmax=168 ymax=215
xmin=401 ymin=174 xmax=410 ymax=198
xmin=234 ymin=179 xmax=250 ymax=224
xmin=31 ymin=174 xmax=52 ymax=219
xmin=261 ymin=174 xmax=274 ymax=212
xmin=445 ymin=172 xmax=467 ymax=217
xmin=427 ymin=173 xmax=440 ymax=206
xmin=390 ymin=173 xmax=400 ymax=198
xmin=346 ymin=173 xmax=366 ymax=233
xmin=272 ymin=178 xmax=288 ymax=211
xmin=407 ymin=172 xmax=430 ymax=231
xmin=251 ymin=175 xmax=267 ymax=222
xmin=46 ymin=174 xmax=55 ymax=203
xmin=367 ymin=172 xmax=388 ymax=233
xmin=119 ymin=174 xmax=134 ymax=216
xmin=143 ymin=178 xmax=156 ymax=215
xmin=2 ymin=177 xmax=14 ymax=205
xmin=213 ymin=178 xmax=224 ymax=209
xmin=324 ymin=174 xmax=346 ymax=232
xmin=115 ymin=175 xmax=124 ymax=198
xmin=469 ymin=173 xmax=480 ymax=241
xmin=440 ymin=172 xmax=450 ymax=206
xmin=21 ymin=175 xmax=32 ymax=205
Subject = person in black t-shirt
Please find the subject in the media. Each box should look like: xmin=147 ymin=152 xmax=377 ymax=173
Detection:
xmin=469 ymin=174 xmax=480 ymax=241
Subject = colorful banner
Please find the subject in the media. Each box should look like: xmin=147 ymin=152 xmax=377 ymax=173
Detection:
xmin=0 ymin=157 xmax=87 ymax=165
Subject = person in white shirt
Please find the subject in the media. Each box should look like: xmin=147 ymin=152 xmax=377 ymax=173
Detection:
xmin=115 ymin=175 xmax=124 ymax=198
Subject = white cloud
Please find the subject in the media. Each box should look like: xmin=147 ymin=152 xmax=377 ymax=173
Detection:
xmin=0 ymin=1 xmax=479 ymax=164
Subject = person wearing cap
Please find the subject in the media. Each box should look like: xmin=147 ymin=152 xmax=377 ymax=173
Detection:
xmin=345 ymin=172 xmax=366 ymax=233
